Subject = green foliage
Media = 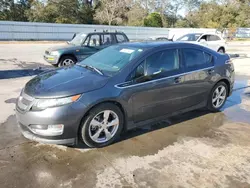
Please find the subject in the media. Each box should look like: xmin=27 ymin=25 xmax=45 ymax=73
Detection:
xmin=144 ymin=12 xmax=163 ymax=27
xmin=0 ymin=0 xmax=250 ymax=28
xmin=0 ymin=0 xmax=31 ymax=21
xmin=25 ymin=0 xmax=95 ymax=24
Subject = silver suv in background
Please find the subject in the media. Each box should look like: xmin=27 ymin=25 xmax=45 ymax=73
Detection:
xmin=176 ymin=33 xmax=226 ymax=53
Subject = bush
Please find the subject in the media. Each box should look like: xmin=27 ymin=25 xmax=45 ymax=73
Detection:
xmin=144 ymin=12 xmax=163 ymax=27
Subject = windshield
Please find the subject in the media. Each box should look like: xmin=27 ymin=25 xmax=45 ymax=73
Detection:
xmin=69 ymin=33 xmax=86 ymax=46
xmin=79 ymin=45 xmax=144 ymax=75
xmin=177 ymin=33 xmax=202 ymax=41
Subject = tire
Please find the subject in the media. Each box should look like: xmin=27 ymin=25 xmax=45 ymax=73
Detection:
xmin=58 ymin=56 xmax=76 ymax=67
xmin=79 ymin=103 xmax=124 ymax=148
xmin=217 ymin=48 xmax=225 ymax=54
xmin=207 ymin=82 xmax=228 ymax=112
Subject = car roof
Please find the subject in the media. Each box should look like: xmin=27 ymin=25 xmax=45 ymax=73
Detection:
xmin=117 ymin=41 xmax=208 ymax=49
xmin=86 ymin=31 xmax=125 ymax=35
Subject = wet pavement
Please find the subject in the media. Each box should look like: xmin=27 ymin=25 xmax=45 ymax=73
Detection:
xmin=1 ymin=44 xmax=250 ymax=188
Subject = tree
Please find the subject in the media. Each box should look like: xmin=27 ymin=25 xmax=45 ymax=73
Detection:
xmin=94 ymin=0 xmax=129 ymax=25
xmin=26 ymin=0 xmax=95 ymax=24
xmin=0 ymin=0 xmax=31 ymax=21
xmin=144 ymin=12 xmax=163 ymax=27
xmin=126 ymin=1 xmax=147 ymax=26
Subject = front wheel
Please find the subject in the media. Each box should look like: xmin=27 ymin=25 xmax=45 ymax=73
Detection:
xmin=79 ymin=103 xmax=124 ymax=148
xmin=207 ymin=82 xmax=228 ymax=112
xmin=58 ymin=56 xmax=76 ymax=67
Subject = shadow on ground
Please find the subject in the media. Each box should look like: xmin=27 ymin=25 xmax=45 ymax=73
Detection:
xmin=0 ymin=58 xmax=53 ymax=79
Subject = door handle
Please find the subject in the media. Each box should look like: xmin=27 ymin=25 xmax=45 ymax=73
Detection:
xmin=174 ymin=77 xmax=181 ymax=83
xmin=207 ymin=69 xmax=215 ymax=75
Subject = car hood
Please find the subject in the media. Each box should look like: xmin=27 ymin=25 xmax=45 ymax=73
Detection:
xmin=47 ymin=44 xmax=80 ymax=52
xmin=24 ymin=66 xmax=109 ymax=98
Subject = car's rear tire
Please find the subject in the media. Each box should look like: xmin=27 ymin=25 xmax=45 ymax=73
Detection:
xmin=58 ymin=56 xmax=76 ymax=67
xmin=217 ymin=48 xmax=225 ymax=54
xmin=207 ymin=82 xmax=228 ymax=112
xmin=79 ymin=103 xmax=124 ymax=148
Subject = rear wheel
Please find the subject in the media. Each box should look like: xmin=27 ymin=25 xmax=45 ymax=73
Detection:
xmin=58 ymin=56 xmax=76 ymax=67
xmin=207 ymin=82 xmax=228 ymax=112
xmin=79 ymin=103 xmax=124 ymax=148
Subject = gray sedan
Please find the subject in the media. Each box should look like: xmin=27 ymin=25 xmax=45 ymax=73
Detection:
xmin=16 ymin=42 xmax=235 ymax=147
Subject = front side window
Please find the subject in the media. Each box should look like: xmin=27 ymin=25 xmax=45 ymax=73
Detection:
xmin=89 ymin=34 xmax=100 ymax=47
xmin=182 ymin=49 xmax=212 ymax=70
xmin=132 ymin=49 xmax=179 ymax=81
xmin=79 ymin=45 xmax=144 ymax=75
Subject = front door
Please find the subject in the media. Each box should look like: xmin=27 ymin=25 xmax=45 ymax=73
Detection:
xmin=78 ymin=34 xmax=100 ymax=61
xmin=126 ymin=49 xmax=185 ymax=122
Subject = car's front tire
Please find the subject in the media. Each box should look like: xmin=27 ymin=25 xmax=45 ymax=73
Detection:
xmin=58 ymin=56 xmax=76 ymax=67
xmin=79 ymin=103 xmax=124 ymax=148
xmin=207 ymin=82 xmax=228 ymax=112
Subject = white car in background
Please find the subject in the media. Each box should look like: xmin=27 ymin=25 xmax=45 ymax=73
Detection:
xmin=176 ymin=33 xmax=226 ymax=53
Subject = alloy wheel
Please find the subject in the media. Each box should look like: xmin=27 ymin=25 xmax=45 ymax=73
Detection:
xmin=62 ymin=59 xmax=75 ymax=66
xmin=87 ymin=110 xmax=119 ymax=143
xmin=212 ymin=85 xmax=227 ymax=108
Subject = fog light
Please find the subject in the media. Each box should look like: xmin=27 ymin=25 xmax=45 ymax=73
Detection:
xmin=29 ymin=124 xmax=64 ymax=136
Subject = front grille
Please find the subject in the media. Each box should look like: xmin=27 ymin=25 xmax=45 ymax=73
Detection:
xmin=17 ymin=91 xmax=35 ymax=112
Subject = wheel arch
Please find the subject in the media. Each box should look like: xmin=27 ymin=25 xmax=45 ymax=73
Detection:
xmin=58 ymin=54 xmax=77 ymax=65
xmin=78 ymin=100 xmax=128 ymax=134
xmin=214 ymin=78 xmax=231 ymax=96
xmin=217 ymin=46 xmax=225 ymax=53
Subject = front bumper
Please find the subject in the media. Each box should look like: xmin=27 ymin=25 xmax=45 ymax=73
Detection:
xmin=18 ymin=123 xmax=76 ymax=145
xmin=16 ymin=101 xmax=87 ymax=145
xmin=43 ymin=54 xmax=59 ymax=65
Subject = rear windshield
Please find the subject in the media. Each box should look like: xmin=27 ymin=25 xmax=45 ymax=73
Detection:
xmin=79 ymin=45 xmax=144 ymax=75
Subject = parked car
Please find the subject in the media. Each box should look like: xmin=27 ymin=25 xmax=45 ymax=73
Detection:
xmin=16 ymin=42 xmax=234 ymax=147
xmin=176 ymin=33 xmax=226 ymax=53
xmin=44 ymin=31 xmax=129 ymax=67
xmin=148 ymin=36 xmax=169 ymax=41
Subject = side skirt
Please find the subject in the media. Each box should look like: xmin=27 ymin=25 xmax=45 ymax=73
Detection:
xmin=126 ymin=101 xmax=207 ymax=131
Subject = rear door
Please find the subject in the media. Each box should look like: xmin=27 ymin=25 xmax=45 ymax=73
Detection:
xmin=125 ymin=48 xmax=186 ymax=122
xmin=206 ymin=35 xmax=223 ymax=51
xmin=100 ymin=34 xmax=114 ymax=48
xmin=179 ymin=48 xmax=215 ymax=108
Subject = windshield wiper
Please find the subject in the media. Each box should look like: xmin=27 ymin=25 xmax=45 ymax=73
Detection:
xmin=77 ymin=64 xmax=103 ymax=75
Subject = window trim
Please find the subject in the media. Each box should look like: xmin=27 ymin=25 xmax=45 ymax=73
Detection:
xmin=115 ymin=66 xmax=214 ymax=89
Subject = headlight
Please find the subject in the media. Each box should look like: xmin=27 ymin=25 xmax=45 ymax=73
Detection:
xmin=50 ymin=51 xmax=60 ymax=56
xmin=32 ymin=94 xmax=81 ymax=110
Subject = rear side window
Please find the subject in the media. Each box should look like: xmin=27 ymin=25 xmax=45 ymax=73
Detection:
xmin=116 ymin=34 xmax=127 ymax=43
xmin=182 ymin=49 xmax=213 ymax=70
xmin=101 ymin=34 xmax=113 ymax=45
xmin=208 ymin=35 xmax=221 ymax=41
